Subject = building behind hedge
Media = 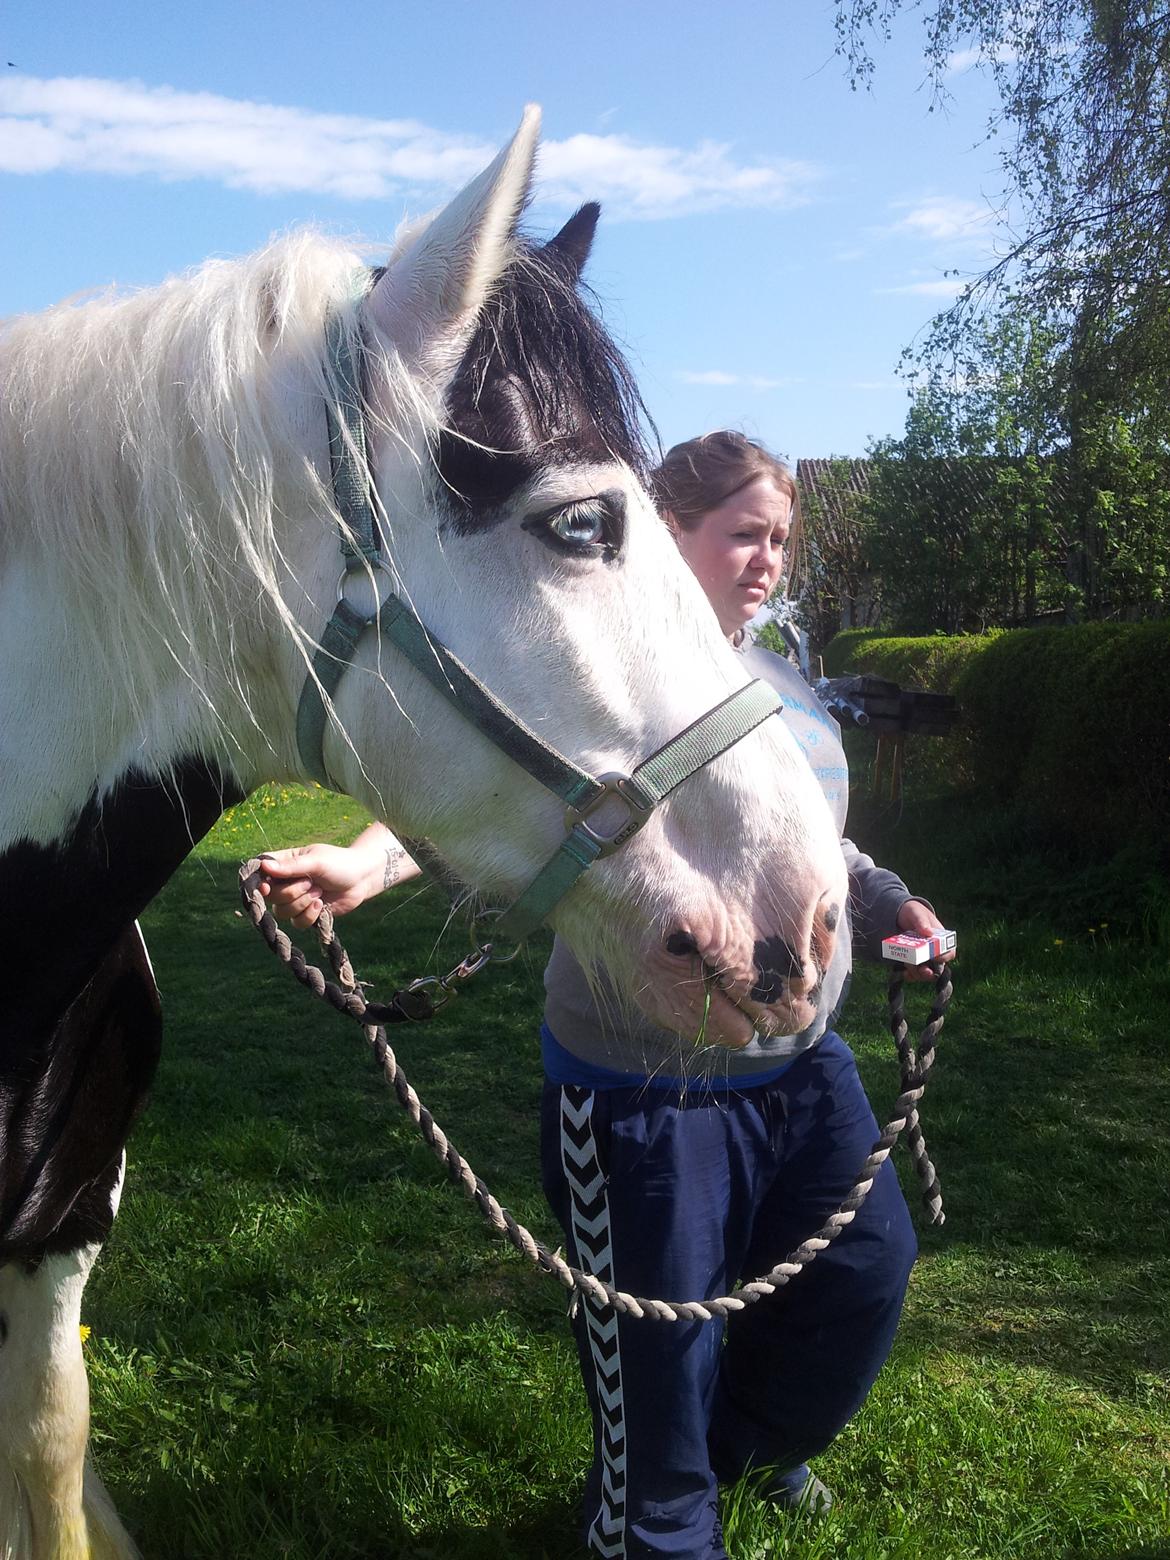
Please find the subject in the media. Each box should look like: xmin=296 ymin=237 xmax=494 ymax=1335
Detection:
xmin=796 ymin=452 xmax=1167 ymax=644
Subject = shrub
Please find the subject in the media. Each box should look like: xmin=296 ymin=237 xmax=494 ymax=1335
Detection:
xmin=829 ymin=632 xmax=998 ymax=798
xmin=819 ymin=627 xmax=891 ymax=677
xmin=827 ymin=622 xmax=1170 ymax=847
xmin=956 ymin=620 xmax=1170 ymax=842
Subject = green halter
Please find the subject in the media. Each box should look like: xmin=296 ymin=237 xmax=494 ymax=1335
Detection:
xmin=295 ymin=296 xmax=781 ymax=943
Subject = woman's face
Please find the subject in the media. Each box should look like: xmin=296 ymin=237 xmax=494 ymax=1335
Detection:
xmin=673 ymin=476 xmax=791 ymax=639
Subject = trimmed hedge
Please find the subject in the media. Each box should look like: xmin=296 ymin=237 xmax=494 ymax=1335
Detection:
xmin=826 ymin=631 xmax=996 ymax=800
xmin=824 ymin=621 xmax=1170 ymax=845
xmin=818 ymin=628 xmax=891 ymax=678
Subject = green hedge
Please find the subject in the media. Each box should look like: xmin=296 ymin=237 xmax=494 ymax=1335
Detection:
xmin=818 ymin=628 xmax=891 ymax=677
xmin=844 ymin=631 xmax=1002 ymax=694
xmin=824 ymin=621 xmax=1170 ymax=844
xmin=825 ymin=631 xmax=997 ymax=800
xmin=957 ymin=621 xmax=1170 ymax=841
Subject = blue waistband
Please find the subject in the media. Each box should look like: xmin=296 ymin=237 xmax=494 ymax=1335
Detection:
xmin=541 ymin=1023 xmax=797 ymax=1092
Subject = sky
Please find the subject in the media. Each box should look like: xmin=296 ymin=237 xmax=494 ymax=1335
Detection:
xmin=0 ymin=1 xmax=1012 ymax=461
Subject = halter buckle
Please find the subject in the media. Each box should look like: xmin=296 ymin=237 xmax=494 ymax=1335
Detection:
xmin=564 ymin=772 xmax=655 ymax=858
xmin=336 ymin=556 xmax=395 ymax=620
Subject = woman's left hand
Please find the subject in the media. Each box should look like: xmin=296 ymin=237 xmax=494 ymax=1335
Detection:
xmin=896 ymin=899 xmax=956 ymax=983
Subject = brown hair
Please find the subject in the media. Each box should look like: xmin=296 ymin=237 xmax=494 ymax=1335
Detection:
xmin=650 ymin=429 xmax=802 ymax=587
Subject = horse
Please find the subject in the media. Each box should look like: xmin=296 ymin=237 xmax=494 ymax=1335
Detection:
xmin=0 ymin=106 xmax=847 ymax=1556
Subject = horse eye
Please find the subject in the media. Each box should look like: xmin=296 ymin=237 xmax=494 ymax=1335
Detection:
xmin=548 ymin=500 xmax=608 ymax=548
xmin=524 ymin=489 xmax=625 ymax=560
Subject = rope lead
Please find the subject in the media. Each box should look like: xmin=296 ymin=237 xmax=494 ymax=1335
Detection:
xmin=240 ymin=862 xmax=951 ymax=1321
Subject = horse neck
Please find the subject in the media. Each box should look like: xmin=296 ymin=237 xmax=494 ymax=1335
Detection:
xmin=0 ymin=285 xmax=350 ymax=849
xmin=0 ymin=538 xmax=249 ymax=849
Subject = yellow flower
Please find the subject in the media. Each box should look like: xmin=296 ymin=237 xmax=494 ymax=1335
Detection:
xmin=1053 ymin=938 xmax=1064 ymax=947
xmin=79 ymin=1325 xmax=91 ymax=1344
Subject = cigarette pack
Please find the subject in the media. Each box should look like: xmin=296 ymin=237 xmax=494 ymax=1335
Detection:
xmin=881 ymin=930 xmax=956 ymax=966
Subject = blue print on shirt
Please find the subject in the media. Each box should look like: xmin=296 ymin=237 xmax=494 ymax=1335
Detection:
xmin=772 ymin=681 xmax=847 ymax=812
xmin=779 ymin=692 xmax=835 ymax=732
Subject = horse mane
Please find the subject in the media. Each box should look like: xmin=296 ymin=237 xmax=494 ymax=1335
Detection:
xmin=0 ymin=232 xmax=401 ymax=763
xmin=0 ymin=219 xmax=653 ymax=780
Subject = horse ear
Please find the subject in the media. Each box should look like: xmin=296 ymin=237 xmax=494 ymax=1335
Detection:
xmin=366 ymin=105 xmax=541 ymax=366
xmin=544 ymin=202 xmax=600 ymax=282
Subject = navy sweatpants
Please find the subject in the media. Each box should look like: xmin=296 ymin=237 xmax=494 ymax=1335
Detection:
xmin=540 ymin=1032 xmax=917 ymax=1560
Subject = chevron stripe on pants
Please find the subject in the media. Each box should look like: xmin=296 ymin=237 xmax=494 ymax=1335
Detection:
xmin=540 ymin=1032 xmax=917 ymax=1560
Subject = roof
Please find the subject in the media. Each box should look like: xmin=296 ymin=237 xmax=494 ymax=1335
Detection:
xmin=796 ymin=455 xmax=1069 ymax=529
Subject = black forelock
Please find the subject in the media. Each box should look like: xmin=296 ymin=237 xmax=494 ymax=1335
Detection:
xmin=434 ymin=235 xmax=657 ymax=524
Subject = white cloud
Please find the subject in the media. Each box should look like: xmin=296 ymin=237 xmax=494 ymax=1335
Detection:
xmin=891 ymin=195 xmax=997 ymax=242
xmin=947 ymin=26 xmax=1076 ymax=77
xmin=678 ymin=370 xmax=741 ymax=385
xmin=676 ymin=370 xmax=802 ymax=390
xmin=946 ymin=42 xmax=1020 ymax=73
xmin=0 ymin=74 xmax=822 ymax=220
xmin=875 ymin=278 xmax=966 ymax=298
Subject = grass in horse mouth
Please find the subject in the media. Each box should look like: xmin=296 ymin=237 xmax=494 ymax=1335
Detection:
xmin=695 ymin=954 xmax=770 ymax=1039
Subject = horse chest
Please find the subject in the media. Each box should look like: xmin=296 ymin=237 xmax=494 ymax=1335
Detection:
xmin=0 ymin=755 xmax=243 ymax=1259
xmin=1 ymin=754 xmax=241 ymax=1046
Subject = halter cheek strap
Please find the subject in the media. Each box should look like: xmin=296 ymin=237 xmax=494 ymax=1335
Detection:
xmin=295 ymin=294 xmax=781 ymax=941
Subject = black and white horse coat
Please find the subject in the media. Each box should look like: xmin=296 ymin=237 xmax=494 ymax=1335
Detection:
xmin=0 ymin=108 xmax=845 ymax=1556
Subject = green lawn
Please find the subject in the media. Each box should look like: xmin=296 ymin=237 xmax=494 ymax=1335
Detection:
xmin=81 ymin=785 xmax=1170 ymax=1558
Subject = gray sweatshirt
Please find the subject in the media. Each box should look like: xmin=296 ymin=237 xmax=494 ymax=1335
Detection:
xmin=542 ymin=641 xmax=913 ymax=1086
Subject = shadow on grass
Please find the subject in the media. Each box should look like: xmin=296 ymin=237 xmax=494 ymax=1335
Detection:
xmin=840 ymin=803 xmax=1170 ymax=1407
xmin=140 ymin=850 xmax=554 ymax=1197
xmin=115 ymin=1463 xmax=587 ymax=1560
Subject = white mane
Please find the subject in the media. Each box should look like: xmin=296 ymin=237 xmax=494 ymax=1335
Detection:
xmin=0 ymin=231 xmax=425 ymax=768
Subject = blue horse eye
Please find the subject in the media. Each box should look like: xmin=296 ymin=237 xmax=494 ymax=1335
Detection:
xmin=549 ymin=502 xmax=607 ymax=547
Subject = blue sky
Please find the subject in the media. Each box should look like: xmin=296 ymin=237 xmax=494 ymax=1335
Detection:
xmin=0 ymin=1 xmax=1009 ymax=460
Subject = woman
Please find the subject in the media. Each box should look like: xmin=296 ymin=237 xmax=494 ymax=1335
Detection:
xmin=261 ymin=432 xmax=952 ymax=1560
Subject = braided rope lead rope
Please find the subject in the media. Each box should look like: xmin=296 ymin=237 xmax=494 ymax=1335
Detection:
xmin=239 ymin=863 xmax=951 ymax=1322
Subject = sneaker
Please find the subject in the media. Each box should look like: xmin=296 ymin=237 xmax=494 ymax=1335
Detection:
xmin=757 ymin=1463 xmax=834 ymax=1516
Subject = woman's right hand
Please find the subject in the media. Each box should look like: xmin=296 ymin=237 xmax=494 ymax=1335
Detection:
xmin=257 ymin=824 xmax=418 ymax=928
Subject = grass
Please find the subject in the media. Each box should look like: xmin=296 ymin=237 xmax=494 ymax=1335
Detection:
xmin=79 ymin=784 xmax=1170 ymax=1558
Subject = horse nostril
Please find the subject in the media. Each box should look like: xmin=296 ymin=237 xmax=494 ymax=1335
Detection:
xmin=665 ymin=931 xmax=699 ymax=957
xmin=822 ymin=902 xmax=840 ymax=933
xmin=750 ymin=934 xmax=804 ymax=1004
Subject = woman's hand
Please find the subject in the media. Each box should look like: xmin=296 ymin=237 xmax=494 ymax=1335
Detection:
xmin=258 ymin=823 xmax=418 ymax=929
xmin=896 ymin=898 xmax=956 ymax=983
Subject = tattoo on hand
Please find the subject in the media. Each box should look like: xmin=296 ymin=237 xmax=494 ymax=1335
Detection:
xmin=383 ymin=845 xmax=407 ymax=890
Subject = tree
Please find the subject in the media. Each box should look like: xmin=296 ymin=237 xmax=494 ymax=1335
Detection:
xmin=861 ymin=317 xmax=1069 ymax=632
xmin=836 ymin=3 xmax=1170 ymax=623
xmin=834 ymin=1 xmax=1170 ymax=387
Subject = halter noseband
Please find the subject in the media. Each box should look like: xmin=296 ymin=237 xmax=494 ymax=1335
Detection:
xmin=295 ymin=293 xmax=781 ymax=944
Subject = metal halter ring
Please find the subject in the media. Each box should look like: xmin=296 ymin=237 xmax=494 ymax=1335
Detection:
xmin=468 ymin=908 xmax=526 ymax=965
xmin=336 ymin=556 xmax=396 ymax=615
xmin=564 ymin=772 xmax=655 ymax=857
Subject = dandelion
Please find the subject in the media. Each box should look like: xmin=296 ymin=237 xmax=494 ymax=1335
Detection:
xmin=79 ymin=1325 xmax=91 ymax=1344
xmin=1053 ymin=938 xmax=1064 ymax=947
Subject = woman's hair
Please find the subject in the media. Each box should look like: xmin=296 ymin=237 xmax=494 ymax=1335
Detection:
xmin=650 ymin=429 xmax=802 ymax=586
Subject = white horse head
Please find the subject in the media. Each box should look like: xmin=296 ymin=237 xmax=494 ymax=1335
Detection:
xmin=0 ymin=106 xmax=846 ymax=1048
